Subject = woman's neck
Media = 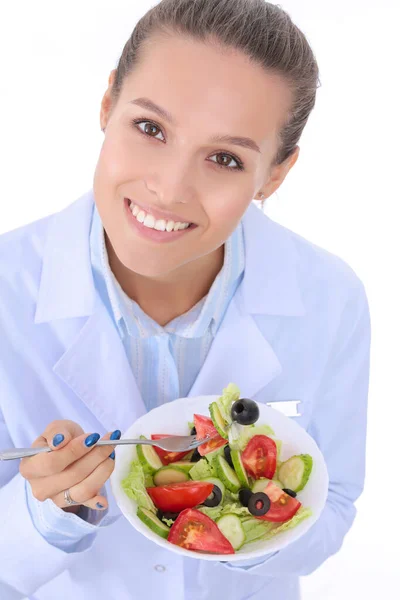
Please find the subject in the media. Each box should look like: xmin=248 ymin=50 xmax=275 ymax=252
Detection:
xmin=106 ymin=237 xmax=225 ymax=327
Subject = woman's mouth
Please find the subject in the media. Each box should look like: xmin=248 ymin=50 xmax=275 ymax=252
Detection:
xmin=124 ymin=198 xmax=197 ymax=243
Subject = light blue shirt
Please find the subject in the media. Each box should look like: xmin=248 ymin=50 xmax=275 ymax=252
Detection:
xmin=27 ymin=204 xmax=246 ymax=550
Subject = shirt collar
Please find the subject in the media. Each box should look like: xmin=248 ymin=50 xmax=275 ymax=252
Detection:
xmin=89 ymin=205 xmax=245 ymax=339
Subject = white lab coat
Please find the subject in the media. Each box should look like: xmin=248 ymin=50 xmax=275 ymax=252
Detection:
xmin=0 ymin=190 xmax=370 ymax=600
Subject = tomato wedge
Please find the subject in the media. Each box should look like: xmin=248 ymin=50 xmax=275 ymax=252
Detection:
xmin=257 ymin=481 xmax=301 ymax=523
xmin=242 ymin=435 xmax=277 ymax=479
xmin=168 ymin=508 xmax=235 ymax=554
xmin=146 ymin=481 xmax=214 ymax=513
xmin=150 ymin=434 xmax=190 ymax=465
xmin=194 ymin=414 xmax=228 ymax=456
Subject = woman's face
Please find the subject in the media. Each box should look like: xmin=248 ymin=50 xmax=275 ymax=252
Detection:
xmin=93 ymin=35 xmax=298 ymax=278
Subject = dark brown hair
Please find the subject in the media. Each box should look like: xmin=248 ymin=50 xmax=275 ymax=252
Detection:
xmin=111 ymin=0 xmax=321 ymax=167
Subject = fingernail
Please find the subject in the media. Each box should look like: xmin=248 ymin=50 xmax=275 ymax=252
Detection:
xmin=84 ymin=433 xmax=100 ymax=447
xmin=110 ymin=429 xmax=121 ymax=440
xmin=53 ymin=433 xmax=64 ymax=447
xmin=96 ymin=502 xmax=105 ymax=509
xmin=109 ymin=451 xmax=115 ymax=460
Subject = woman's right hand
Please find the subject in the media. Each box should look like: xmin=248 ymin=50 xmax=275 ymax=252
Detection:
xmin=19 ymin=420 xmax=121 ymax=513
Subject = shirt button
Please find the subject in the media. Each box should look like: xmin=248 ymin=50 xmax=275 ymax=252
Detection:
xmin=154 ymin=564 xmax=166 ymax=572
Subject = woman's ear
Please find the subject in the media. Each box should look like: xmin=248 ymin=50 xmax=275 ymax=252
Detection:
xmin=259 ymin=146 xmax=300 ymax=200
xmin=100 ymin=70 xmax=118 ymax=131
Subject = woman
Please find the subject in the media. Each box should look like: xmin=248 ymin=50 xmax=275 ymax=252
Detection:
xmin=0 ymin=1 xmax=370 ymax=599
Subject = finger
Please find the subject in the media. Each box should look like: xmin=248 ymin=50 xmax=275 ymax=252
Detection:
xmin=51 ymin=451 xmax=116 ymax=509
xmin=29 ymin=430 xmax=121 ymax=500
xmin=20 ymin=420 xmax=85 ymax=479
xmin=20 ymin=430 xmax=101 ymax=480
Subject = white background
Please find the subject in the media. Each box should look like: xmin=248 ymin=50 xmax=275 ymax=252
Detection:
xmin=0 ymin=1 xmax=399 ymax=597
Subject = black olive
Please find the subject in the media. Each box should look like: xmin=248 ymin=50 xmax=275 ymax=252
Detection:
xmin=157 ymin=509 xmax=179 ymax=522
xmin=202 ymin=485 xmax=223 ymax=507
xmin=231 ymin=398 xmax=260 ymax=426
xmin=190 ymin=426 xmax=197 ymax=436
xmin=282 ymin=488 xmax=297 ymax=498
xmin=224 ymin=445 xmax=234 ymax=468
xmin=248 ymin=492 xmax=271 ymax=516
xmin=190 ymin=448 xmax=202 ymax=462
xmin=238 ymin=488 xmax=253 ymax=507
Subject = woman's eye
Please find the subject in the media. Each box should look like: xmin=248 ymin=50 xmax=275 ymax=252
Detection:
xmin=134 ymin=120 xmax=165 ymax=141
xmin=209 ymin=153 xmax=244 ymax=171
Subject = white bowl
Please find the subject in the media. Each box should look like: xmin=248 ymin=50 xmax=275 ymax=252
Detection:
xmin=111 ymin=395 xmax=329 ymax=562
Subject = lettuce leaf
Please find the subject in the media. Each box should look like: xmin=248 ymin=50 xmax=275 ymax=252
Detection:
xmin=189 ymin=458 xmax=216 ymax=480
xmin=232 ymin=424 xmax=277 ymax=451
xmin=241 ymin=506 xmax=313 ymax=547
xmin=198 ymin=502 xmax=251 ymax=521
xmin=121 ymin=461 xmax=156 ymax=512
xmin=215 ymin=383 xmax=241 ymax=426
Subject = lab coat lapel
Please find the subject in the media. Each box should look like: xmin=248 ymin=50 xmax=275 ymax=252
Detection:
xmin=53 ymin=294 xmax=147 ymax=433
xmin=35 ymin=189 xmax=146 ymax=432
xmin=189 ymin=299 xmax=282 ymax=399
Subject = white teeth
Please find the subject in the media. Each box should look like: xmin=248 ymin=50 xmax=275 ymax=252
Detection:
xmin=143 ymin=214 xmax=155 ymax=228
xmin=155 ymin=219 xmax=166 ymax=231
xmin=129 ymin=202 xmax=191 ymax=232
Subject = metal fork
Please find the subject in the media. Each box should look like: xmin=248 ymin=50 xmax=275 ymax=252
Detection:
xmin=0 ymin=434 xmax=214 ymax=461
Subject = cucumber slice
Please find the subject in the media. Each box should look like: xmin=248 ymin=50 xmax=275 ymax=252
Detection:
xmin=216 ymin=514 xmax=245 ymax=550
xmin=137 ymin=506 xmax=170 ymax=539
xmin=201 ymin=477 xmax=226 ymax=500
xmin=278 ymin=454 xmax=313 ymax=492
xmin=251 ymin=478 xmax=283 ymax=493
xmin=153 ymin=466 xmax=189 ymax=486
xmin=137 ymin=439 xmax=163 ymax=474
xmin=215 ymin=456 xmax=241 ymax=493
xmin=230 ymin=449 xmax=250 ymax=488
xmin=168 ymin=461 xmax=193 ymax=474
xmin=209 ymin=402 xmax=229 ymax=439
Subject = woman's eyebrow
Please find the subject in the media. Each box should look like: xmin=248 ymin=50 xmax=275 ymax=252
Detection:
xmin=129 ymin=97 xmax=261 ymax=153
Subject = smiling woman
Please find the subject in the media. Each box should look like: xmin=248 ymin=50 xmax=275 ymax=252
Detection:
xmin=0 ymin=2 xmax=371 ymax=600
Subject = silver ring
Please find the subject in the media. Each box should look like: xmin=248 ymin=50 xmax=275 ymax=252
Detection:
xmin=64 ymin=488 xmax=80 ymax=506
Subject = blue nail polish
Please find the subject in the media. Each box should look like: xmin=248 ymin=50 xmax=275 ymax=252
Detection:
xmin=96 ymin=502 xmax=105 ymax=509
xmin=110 ymin=429 xmax=121 ymax=440
xmin=53 ymin=433 xmax=64 ymax=447
xmin=109 ymin=451 xmax=115 ymax=460
xmin=84 ymin=433 xmax=100 ymax=447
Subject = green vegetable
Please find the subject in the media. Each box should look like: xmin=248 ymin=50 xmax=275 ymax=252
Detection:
xmin=216 ymin=514 xmax=245 ymax=550
xmin=122 ymin=461 xmax=156 ymax=512
xmin=189 ymin=458 xmax=216 ymax=480
xmin=205 ymin=445 xmax=226 ymax=467
xmin=137 ymin=507 xmax=170 ymax=539
xmin=242 ymin=506 xmax=313 ymax=547
xmin=209 ymin=401 xmax=229 ymax=438
xmin=215 ymin=383 xmax=241 ymax=427
xmin=278 ymin=454 xmax=313 ymax=492
xmin=241 ymin=518 xmax=275 ymax=544
xmin=198 ymin=502 xmax=250 ymax=521
xmin=215 ymin=455 xmax=241 ymax=492
xmin=136 ymin=436 xmax=163 ymax=474
xmin=233 ymin=424 xmax=278 ymax=452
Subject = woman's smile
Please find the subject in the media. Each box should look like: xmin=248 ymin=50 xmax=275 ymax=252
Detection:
xmin=124 ymin=197 xmax=198 ymax=244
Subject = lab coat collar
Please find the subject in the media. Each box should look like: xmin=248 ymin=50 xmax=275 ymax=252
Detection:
xmin=35 ymin=189 xmax=305 ymax=323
